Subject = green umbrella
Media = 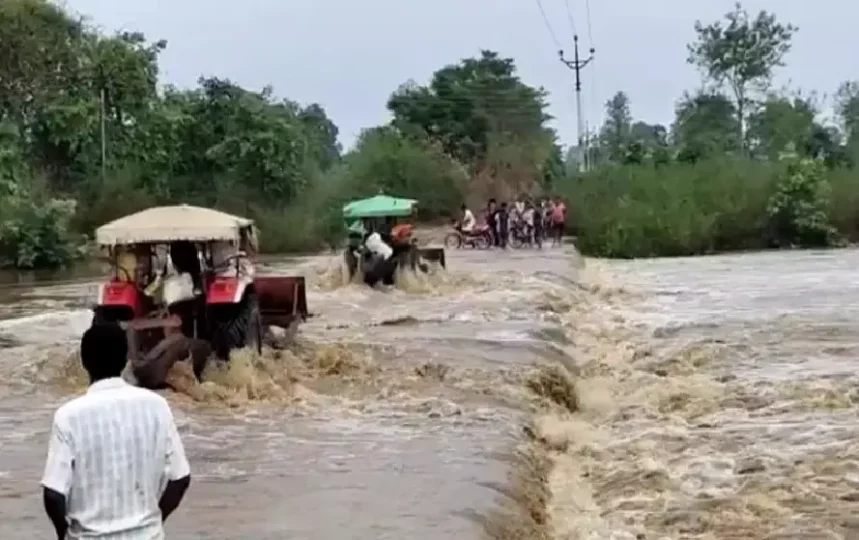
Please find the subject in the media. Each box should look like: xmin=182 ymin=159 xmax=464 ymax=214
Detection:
xmin=342 ymin=194 xmax=417 ymax=220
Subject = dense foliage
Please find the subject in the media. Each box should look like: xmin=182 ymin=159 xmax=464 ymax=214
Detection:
xmin=562 ymin=3 xmax=859 ymax=257
xmin=2 ymin=0 xmax=858 ymax=267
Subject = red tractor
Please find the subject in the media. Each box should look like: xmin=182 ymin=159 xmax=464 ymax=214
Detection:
xmin=91 ymin=205 xmax=308 ymax=385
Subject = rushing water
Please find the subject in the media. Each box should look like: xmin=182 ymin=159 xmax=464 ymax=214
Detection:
xmin=2 ymin=247 xmax=858 ymax=539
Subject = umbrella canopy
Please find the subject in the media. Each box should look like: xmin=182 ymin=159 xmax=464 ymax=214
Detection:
xmin=96 ymin=204 xmax=253 ymax=245
xmin=342 ymin=194 xmax=417 ymax=219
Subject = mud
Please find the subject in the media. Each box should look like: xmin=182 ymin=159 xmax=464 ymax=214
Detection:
xmin=2 ymin=247 xmax=859 ymax=539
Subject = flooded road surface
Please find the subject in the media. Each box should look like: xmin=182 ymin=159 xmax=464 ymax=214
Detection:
xmin=3 ymin=247 xmax=859 ymax=539
xmin=0 ymin=247 xmax=580 ymax=539
xmin=544 ymin=249 xmax=859 ymax=539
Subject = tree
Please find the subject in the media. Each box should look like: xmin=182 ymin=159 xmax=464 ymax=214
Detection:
xmin=386 ymin=50 xmax=558 ymax=195
xmin=599 ymin=91 xmax=632 ymax=162
xmin=747 ymin=93 xmax=817 ymax=159
xmin=687 ymin=3 xmax=796 ymax=150
xmin=344 ymin=126 xmax=466 ymax=217
xmin=630 ymin=122 xmax=670 ymax=164
xmin=672 ymin=92 xmax=739 ymax=162
xmin=835 ymin=81 xmax=859 ymax=144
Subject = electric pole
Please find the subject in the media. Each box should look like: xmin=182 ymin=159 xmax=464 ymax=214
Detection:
xmin=559 ymin=36 xmax=594 ymax=172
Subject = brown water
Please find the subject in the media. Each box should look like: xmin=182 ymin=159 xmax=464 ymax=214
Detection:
xmin=2 ymin=247 xmax=858 ymax=539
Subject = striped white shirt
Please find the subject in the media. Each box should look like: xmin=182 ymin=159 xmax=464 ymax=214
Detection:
xmin=41 ymin=378 xmax=191 ymax=540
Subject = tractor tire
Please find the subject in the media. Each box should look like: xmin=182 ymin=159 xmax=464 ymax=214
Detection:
xmin=210 ymin=292 xmax=262 ymax=360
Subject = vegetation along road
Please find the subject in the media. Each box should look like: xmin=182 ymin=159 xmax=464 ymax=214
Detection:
xmin=3 ymin=1 xmax=859 ymax=269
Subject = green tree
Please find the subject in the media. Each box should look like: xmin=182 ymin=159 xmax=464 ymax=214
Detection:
xmin=835 ymin=81 xmax=859 ymax=150
xmin=599 ymin=91 xmax=632 ymax=162
xmin=386 ymin=50 xmax=557 ymax=196
xmin=344 ymin=126 xmax=467 ymax=217
xmin=687 ymin=2 xmax=796 ymax=150
xmin=672 ymin=92 xmax=739 ymax=162
xmin=747 ymin=93 xmax=817 ymax=159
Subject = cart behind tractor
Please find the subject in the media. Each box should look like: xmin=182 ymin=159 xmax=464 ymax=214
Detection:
xmin=90 ymin=205 xmax=308 ymax=386
xmin=342 ymin=194 xmax=445 ymax=285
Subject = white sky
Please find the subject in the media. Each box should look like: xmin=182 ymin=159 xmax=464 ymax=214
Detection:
xmin=64 ymin=0 xmax=855 ymax=150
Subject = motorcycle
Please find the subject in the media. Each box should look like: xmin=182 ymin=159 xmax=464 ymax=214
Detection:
xmin=444 ymin=223 xmax=492 ymax=250
xmin=508 ymin=220 xmax=536 ymax=249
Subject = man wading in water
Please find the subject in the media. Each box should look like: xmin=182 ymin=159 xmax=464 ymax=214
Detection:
xmin=41 ymin=324 xmax=191 ymax=539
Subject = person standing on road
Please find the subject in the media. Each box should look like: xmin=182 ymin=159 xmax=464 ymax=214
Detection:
xmin=550 ymin=196 xmax=567 ymax=246
xmin=532 ymin=200 xmax=544 ymax=248
xmin=41 ymin=324 xmax=191 ymax=540
xmin=497 ymin=201 xmax=510 ymax=249
xmin=486 ymin=199 xmax=499 ymax=247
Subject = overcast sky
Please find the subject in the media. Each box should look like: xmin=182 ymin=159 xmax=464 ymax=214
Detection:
xmin=64 ymin=0 xmax=853 ymax=150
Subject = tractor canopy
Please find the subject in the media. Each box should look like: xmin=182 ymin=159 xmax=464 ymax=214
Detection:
xmin=95 ymin=204 xmax=255 ymax=246
xmin=342 ymin=194 xmax=417 ymax=220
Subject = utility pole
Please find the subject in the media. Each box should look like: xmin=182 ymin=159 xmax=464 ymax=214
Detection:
xmin=559 ymin=36 xmax=594 ymax=172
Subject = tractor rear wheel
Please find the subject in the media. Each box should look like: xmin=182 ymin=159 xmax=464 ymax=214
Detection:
xmin=210 ymin=292 xmax=263 ymax=360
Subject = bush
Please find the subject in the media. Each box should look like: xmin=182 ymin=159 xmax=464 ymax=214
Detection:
xmin=0 ymin=196 xmax=84 ymax=269
xmin=559 ymin=158 xmax=855 ymax=258
xmin=766 ymin=150 xmax=840 ymax=247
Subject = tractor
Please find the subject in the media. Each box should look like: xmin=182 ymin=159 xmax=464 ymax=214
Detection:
xmin=342 ymin=194 xmax=445 ymax=286
xmin=90 ymin=204 xmax=309 ymax=387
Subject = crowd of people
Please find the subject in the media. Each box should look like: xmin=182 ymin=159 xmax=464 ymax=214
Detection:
xmin=459 ymin=196 xmax=567 ymax=248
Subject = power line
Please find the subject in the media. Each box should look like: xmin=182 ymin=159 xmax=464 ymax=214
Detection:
xmin=563 ymin=0 xmax=577 ymax=37
xmin=533 ymin=0 xmax=562 ymax=50
xmin=583 ymin=0 xmax=597 ymax=140
xmin=584 ymin=0 xmax=593 ymax=46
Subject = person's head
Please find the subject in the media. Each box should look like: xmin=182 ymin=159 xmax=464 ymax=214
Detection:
xmin=81 ymin=323 xmax=128 ymax=382
xmin=501 ymin=201 xmax=508 ymax=209
xmin=488 ymin=199 xmax=496 ymax=210
xmin=460 ymin=203 xmax=467 ymax=212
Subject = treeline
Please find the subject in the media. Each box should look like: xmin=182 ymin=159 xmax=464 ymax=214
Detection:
xmin=562 ymin=4 xmax=859 ymax=257
xmin=0 ymin=1 xmax=856 ymax=268
xmin=0 ymin=0 xmax=564 ymax=268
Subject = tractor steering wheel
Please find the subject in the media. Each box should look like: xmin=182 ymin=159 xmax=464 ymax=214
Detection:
xmin=212 ymin=252 xmax=247 ymax=274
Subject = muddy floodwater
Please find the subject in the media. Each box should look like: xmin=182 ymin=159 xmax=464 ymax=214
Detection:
xmin=2 ymin=247 xmax=859 ymax=539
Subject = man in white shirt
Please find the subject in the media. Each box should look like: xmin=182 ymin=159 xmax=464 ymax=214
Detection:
xmin=460 ymin=203 xmax=476 ymax=233
xmin=41 ymin=324 xmax=191 ymax=540
xmin=364 ymin=230 xmax=393 ymax=261
xmin=362 ymin=229 xmax=398 ymax=286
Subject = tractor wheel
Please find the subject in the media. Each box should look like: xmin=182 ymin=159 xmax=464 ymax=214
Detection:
xmin=444 ymin=233 xmax=462 ymax=249
xmin=210 ymin=292 xmax=263 ymax=360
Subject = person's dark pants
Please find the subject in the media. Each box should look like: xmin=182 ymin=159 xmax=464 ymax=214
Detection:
xmin=534 ymin=223 xmax=543 ymax=248
xmin=488 ymin=220 xmax=498 ymax=246
xmin=364 ymin=255 xmax=398 ymax=286
xmin=498 ymin=224 xmax=508 ymax=248
xmin=552 ymin=222 xmax=564 ymax=244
